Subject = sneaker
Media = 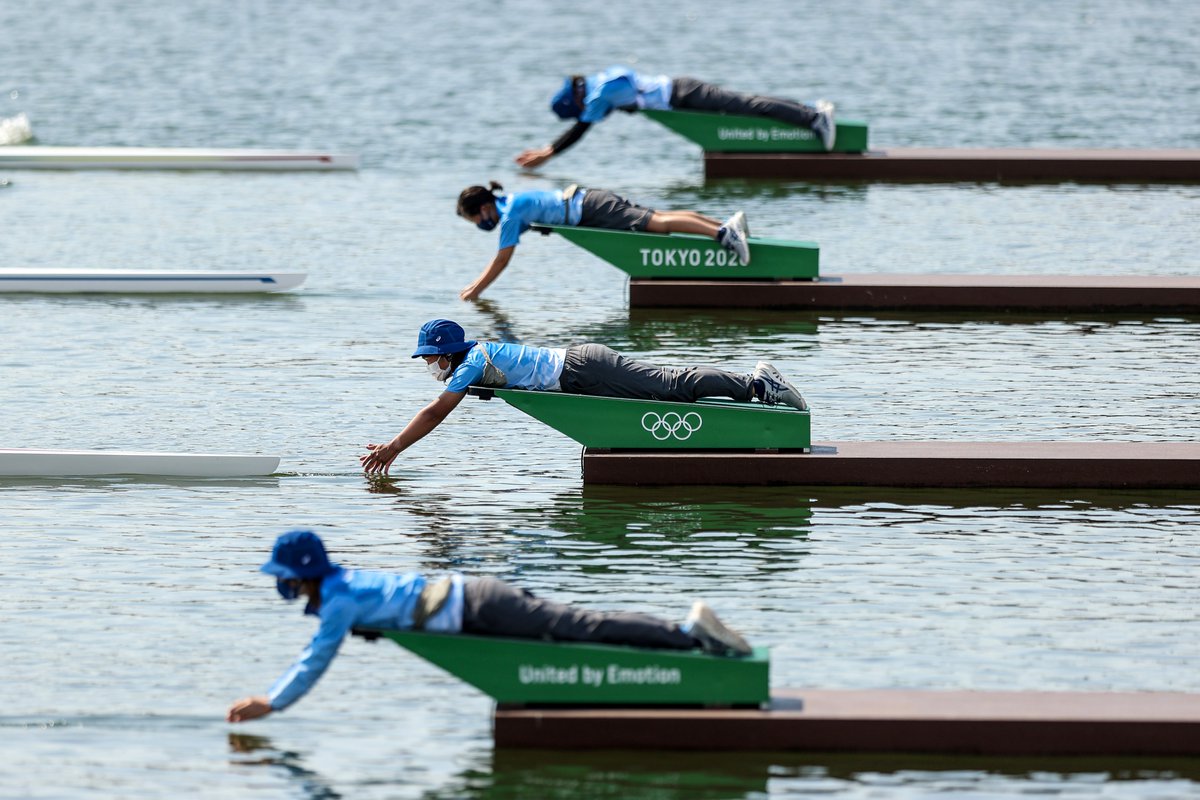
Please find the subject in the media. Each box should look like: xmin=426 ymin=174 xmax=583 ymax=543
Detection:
xmin=752 ymin=361 xmax=809 ymax=411
xmin=811 ymin=99 xmax=836 ymax=151
xmin=730 ymin=210 xmax=750 ymax=239
xmin=684 ymin=601 xmax=752 ymax=657
xmin=717 ymin=215 xmax=751 ymax=266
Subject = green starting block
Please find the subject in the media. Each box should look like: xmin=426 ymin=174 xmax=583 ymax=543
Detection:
xmin=643 ymin=109 xmax=869 ymax=153
xmin=534 ymin=224 xmax=819 ymax=281
xmin=471 ymin=387 xmax=811 ymax=451
xmin=358 ymin=629 xmax=770 ymax=707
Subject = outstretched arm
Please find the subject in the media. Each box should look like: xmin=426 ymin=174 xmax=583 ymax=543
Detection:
xmin=227 ymin=695 xmax=272 ymax=722
xmin=459 ymin=246 xmax=515 ymax=301
xmin=515 ymin=122 xmax=591 ymax=168
xmin=360 ymin=390 xmax=467 ymax=474
xmin=228 ymin=598 xmax=358 ymax=722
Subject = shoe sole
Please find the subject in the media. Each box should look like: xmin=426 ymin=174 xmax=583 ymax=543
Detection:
xmin=693 ymin=607 xmax=751 ymax=655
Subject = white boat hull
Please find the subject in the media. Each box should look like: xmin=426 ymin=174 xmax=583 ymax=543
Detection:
xmin=0 ymin=146 xmax=358 ymax=171
xmin=0 ymin=449 xmax=280 ymax=477
xmin=0 ymin=270 xmax=306 ymax=293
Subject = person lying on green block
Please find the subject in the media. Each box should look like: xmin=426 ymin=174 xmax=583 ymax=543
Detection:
xmin=456 ymin=180 xmax=750 ymax=301
xmin=226 ymin=530 xmax=752 ymax=722
xmin=516 ymin=65 xmax=836 ymax=169
xmin=358 ymin=318 xmax=809 ymax=475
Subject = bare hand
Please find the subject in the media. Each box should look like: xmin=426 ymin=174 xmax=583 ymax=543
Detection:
xmin=459 ymin=283 xmax=482 ymax=301
xmin=515 ymin=146 xmax=553 ymax=168
xmin=227 ymin=696 xmax=272 ymax=723
xmin=360 ymin=441 xmax=400 ymax=475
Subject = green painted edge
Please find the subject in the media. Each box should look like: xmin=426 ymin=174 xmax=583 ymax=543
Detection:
xmin=643 ymin=108 xmax=869 ymax=153
xmin=490 ymin=388 xmax=811 ymax=450
xmin=534 ymin=224 xmax=820 ymax=280
xmin=376 ymin=630 xmax=770 ymax=706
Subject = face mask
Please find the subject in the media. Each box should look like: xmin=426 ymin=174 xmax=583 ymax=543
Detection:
xmin=427 ymin=358 xmax=453 ymax=381
xmin=476 ymin=217 xmax=497 ymax=232
xmin=276 ymin=579 xmax=300 ymax=601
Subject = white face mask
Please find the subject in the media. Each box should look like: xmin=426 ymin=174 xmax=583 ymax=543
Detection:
xmin=426 ymin=357 xmax=452 ymax=381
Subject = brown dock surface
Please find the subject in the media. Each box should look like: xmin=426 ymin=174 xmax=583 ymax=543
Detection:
xmin=494 ymin=689 xmax=1200 ymax=755
xmin=629 ymin=274 xmax=1200 ymax=312
xmin=705 ymin=148 xmax=1200 ymax=182
xmin=583 ymin=441 xmax=1200 ymax=488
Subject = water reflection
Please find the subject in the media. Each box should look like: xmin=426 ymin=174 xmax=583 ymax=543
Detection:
xmin=570 ymin=310 xmax=819 ymax=353
xmin=426 ymin=749 xmax=1200 ymax=800
xmin=534 ymin=485 xmax=813 ymax=540
xmin=466 ymin=299 xmax=522 ymax=343
xmin=806 ymin=486 xmax=1200 ymax=513
xmin=669 ymin=178 xmax=870 ymax=204
xmin=228 ymin=733 xmax=343 ymax=800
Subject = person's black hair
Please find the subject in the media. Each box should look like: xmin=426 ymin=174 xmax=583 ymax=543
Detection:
xmin=447 ymin=344 xmax=474 ymax=371
xmin=457 ymin=181 xmax=503 ymax=218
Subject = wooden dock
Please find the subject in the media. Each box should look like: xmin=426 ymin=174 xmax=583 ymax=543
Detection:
xmin=704 ymin=148 xmax=1200 ymax=182
xmin=628 ymin=274 xmax=1200 ymax=312
xmin=582 ymin=441 xmax=1200 ymax=488
xmin=494 ymin=688 xmax=1200 ymax=755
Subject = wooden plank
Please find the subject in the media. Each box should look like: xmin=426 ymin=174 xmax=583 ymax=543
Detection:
xmin=705 ymin=149 xmax=1200 ymax=182
xmin=494 ymin=688 xmax=1200 ymax=755
xmin=583 ymin=442 xmax=1200 ymax=488
xmin=629 ymin=274 xmax=1200 ymax=312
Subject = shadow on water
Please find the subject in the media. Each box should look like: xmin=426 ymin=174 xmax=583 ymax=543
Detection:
xmin=424 ymin=749 xmax=1200 ymax=800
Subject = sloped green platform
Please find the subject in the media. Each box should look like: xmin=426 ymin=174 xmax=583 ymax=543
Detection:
xmin=366 ymin=630 xmax=770 ymax=706
xmin=534 ymin=224 xmax=819 ymax=280
xmin=643 ymin=109 xmax=869 ymax=153
xmin=473 ymin=388 xmax=811 ymax=451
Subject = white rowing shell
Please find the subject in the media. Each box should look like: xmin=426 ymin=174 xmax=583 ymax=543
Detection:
xmin=0 ymin=146 xmax=358 ymax=171
xmin=0 ymin=449 xmax=280 ymax=477
xmin=0 ymin=270 xmax=306 ymax=293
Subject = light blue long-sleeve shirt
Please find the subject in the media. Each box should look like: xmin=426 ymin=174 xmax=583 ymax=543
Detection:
xmin=579 ymin=66 xmax=673 ymax=124
xmin=267 ymin=568 xmax=464 ymax=711
xmin=444 ymin=341 xmax=566 ymax=394
xmin=494 ymin=189 xmax=585 ymax=250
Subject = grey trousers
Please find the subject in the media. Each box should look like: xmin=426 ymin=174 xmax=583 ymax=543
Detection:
xmin=670 ymin=76 xmax=818 ymax=128
xmin=559 ymin=343 xmax=755 ymax=403
xmin=462 ymin=577 xmax=695 ymax=650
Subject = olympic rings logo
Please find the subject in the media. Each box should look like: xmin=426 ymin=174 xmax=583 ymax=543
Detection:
xmin=641 ymin=411 xmax=703 ymax=441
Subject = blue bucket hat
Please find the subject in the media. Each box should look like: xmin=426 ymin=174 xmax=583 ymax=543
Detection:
xmin=261 ymin=529 xmax=340 ymax=581
xmin=551 ymin=77 xmax=583 ymax=119
xmin=411 ymin=318 xmax=476 ymax=358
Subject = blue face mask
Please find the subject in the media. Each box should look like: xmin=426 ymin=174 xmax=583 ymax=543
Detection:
xmin=476 ymin=217 xmax=497 ymax=232
xmin=276 ymin=579 xmax=300 ymax=601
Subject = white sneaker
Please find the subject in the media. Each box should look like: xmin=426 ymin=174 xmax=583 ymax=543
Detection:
xmin=718 ymin=214 xmax=751 ymax=266
xmin=811 ymin=99 xmax=836 ymax=151
xmin=730 ymin=210 xmax=750 ymax=239
xmin=752 ymin=361 xmax=808 ymax=411
xmin=685 ymin=601 xmax=752 ymax=656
